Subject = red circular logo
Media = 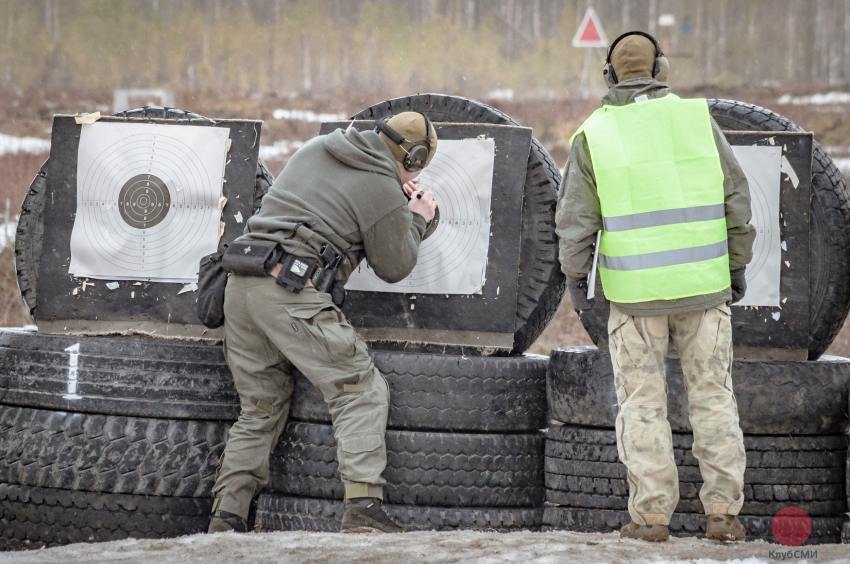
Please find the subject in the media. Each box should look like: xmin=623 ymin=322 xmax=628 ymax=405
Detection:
xmin=772 ymin=507 xmax=812 ymax=546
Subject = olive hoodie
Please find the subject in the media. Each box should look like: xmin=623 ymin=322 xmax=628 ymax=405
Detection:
xmin=555 ymin=78 xmax=755 ymax=316
xmin=241 ymin=127 xmax=427 ymax=283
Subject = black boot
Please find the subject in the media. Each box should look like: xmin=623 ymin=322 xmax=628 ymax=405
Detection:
xmin=208 ymin=510 xmax=248 ymax=533
xmin=340 ymin=498 xmax=404 ymax=533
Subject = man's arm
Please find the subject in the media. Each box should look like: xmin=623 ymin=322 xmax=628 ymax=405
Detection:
xmin=555 ymin=133 xmax=603 ymax=281
xmin=711 ymin=119 xmax=755 ymax=271
xmin=362 ymin=206 xmax=427 ymax=283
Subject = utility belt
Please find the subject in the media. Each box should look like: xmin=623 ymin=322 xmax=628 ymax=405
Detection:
xmin=221 ymin=238 xmax=345 ymax=303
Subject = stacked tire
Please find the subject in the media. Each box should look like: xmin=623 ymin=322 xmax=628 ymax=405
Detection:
xmin=0 ymin=331 xmax=234 ymax=550
xmin=543 ymin=347 xmax=850 ymax=545
xmin=255 ymin=354 xmax=548 ymax=532
xmin=0 ymin=330 xmax=549 ymax=549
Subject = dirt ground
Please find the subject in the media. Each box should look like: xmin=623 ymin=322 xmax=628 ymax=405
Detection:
xmin=2 ymin=530 xmax=847 ymax=564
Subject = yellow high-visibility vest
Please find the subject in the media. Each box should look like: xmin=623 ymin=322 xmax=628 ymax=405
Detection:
xmin=573 ymin=94 xmax=730 ymax=303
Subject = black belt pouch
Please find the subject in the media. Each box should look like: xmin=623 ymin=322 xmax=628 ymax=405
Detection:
xmin=221 ymin=240 xmax=282 ymax=276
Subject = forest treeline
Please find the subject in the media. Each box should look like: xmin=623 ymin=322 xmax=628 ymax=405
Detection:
xmin=2 ymin=0 xmax=850 ymax=100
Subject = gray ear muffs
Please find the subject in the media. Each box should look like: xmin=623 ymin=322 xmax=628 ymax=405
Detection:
xmin=654 ymin=55 xmax=670 ymax=82
xmin=602 ymin=30 xmax=666 ymax=86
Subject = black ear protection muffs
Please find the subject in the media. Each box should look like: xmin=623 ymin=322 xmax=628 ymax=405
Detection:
xmin=601 ymin=30 xmax=669 ymax=87
xmin=375 ymin=112 xmax=433 ymax=172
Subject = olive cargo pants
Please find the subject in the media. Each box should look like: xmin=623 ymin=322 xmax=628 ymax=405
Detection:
xmin=608 ymin=303 xmax=746 ymax=526
xmin=212 ymin=275 xmax=389 ymax=519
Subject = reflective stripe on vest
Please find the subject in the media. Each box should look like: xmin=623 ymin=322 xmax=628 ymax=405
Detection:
xmin=573 ymin=94 xmax=730 ymax=303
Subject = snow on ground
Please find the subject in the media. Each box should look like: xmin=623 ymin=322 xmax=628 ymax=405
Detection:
xmin=259 ymin=140 xmax=305 ymax=161
xmin=271 ymin=109 xmax=348 ymax=123
xmin=0 ymin=133 xmax=50 ymax=156
xmin=1 ymin=530 xmax=846 ymax=564
xmin=0 ymin=221 xmax=15 ymax=248
xmin=833 ymin=157 xmax=850 ymax=176
xmin=776 ymin=91 xmax=850 ymax=105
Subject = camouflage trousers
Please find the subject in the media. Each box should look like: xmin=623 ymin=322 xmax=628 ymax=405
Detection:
xmin=212 ymin=275 xmax=389 ymax=520
xmin=608 ymin=303 xmax=746 ymax=526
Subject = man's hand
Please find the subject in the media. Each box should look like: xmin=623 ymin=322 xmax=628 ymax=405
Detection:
xmin=402 ymin=178 xmax=419 ymax=199
xmin=408 ymin=190 xmax=437 ymax=222
xmin=730 ymin=268 xmax=747 ymax=304
xmin=569 ymin=278 xmax=594 ymax=311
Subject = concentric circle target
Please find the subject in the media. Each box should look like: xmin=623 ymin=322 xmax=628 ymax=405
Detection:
xmin=343 ymin=138 xmax=495 ymax=294
xmin=118 ymin=174 xmax=171 ymax=229
xmin=747 ymin=170 xmax=773 ymax=278
xmin=413 ymin=152 xmax=485 ymax=286
xmin=75 ymin=127 xmax=221 ymax=275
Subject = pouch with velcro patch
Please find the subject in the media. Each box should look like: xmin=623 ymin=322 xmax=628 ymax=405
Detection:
xmin=221 ymin=239 xmax=282 ymax=276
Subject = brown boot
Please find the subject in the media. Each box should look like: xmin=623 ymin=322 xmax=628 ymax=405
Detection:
xmin=208 ymin=510 xmax=248 ymax=533
xmin=706 ymin=514 xmax=746 ymax=542
xmin=341 ymin=498 xmax=404 ymax=533
xmin=620 ymin=521 xmax=670 ymax=542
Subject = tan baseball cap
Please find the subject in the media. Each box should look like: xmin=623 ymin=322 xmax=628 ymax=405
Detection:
xmin=377 ymin=112 xmax=438 ymax=168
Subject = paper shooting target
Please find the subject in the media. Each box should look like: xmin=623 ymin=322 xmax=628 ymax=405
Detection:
xmin=69 ymin=122 xmax=229 ymax=282
xmin=345 ymin=138 xmax=496 ymax=294
xmin=730 ymin=144 xmax=782 ymax=307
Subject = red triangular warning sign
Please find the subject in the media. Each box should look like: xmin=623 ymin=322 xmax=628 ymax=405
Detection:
xmin=572 ymin=7 xmax=608 ymax=48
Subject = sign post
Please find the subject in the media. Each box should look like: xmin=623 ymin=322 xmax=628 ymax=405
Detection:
xmin=572 ymin=7 xmax=608 ymax=99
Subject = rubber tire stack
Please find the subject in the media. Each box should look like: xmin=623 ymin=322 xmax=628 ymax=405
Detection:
xmin=254 ymin=352 xmax=547 ymax=532
xmin=544 ymin=347 xmax=850 ymax=545
xmin=0 ymin=330 xmax=548 ymax=549
xmin=0 ymin=331 xmax=233 ymax=550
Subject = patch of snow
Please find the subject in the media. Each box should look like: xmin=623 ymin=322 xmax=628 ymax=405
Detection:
xmin=823 ymin=146 xmax=850 ymax=154
xmin=259 ymin=139 xmax=304 ymax=161
xmin=833 ymin=157 xmax=850 ymax=175
xmin=0 ymin=221 xmax=16 ymax=248
xmin=776 ymin=91 xmax=850 ymax=105
xmin=0 ymin=133 xmax=50 ymax=156
xmin=272 ymin=108 xmax=347 ymax=123
xmin=487 ymin=88 xmax=515 ymax=101
xmin=1 ymin=530 xmax=847 ymax=564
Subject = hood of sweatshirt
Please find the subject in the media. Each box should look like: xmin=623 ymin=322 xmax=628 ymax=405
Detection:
xmin=602 ymin=77 xmax=672 ymax=107
xmin=323 ymin=127 xmax=401 ymax=182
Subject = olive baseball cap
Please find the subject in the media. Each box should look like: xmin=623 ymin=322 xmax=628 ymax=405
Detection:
xmin=377 ymin=112 xmax=438 ymax=168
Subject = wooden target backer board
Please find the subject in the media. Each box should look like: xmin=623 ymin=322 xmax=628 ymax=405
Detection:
xmin=320 ymin=121 xmax=532 ymax=350
xmin=35 ymin=115 xmax=261 ymax=338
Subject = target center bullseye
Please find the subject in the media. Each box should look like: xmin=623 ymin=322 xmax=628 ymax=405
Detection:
xmin=118 ymin=174 xmax=171 ymax=229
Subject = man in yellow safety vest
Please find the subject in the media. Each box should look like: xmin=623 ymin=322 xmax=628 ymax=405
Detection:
xmin=556 ymin=30 xmax=755 ymax=542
